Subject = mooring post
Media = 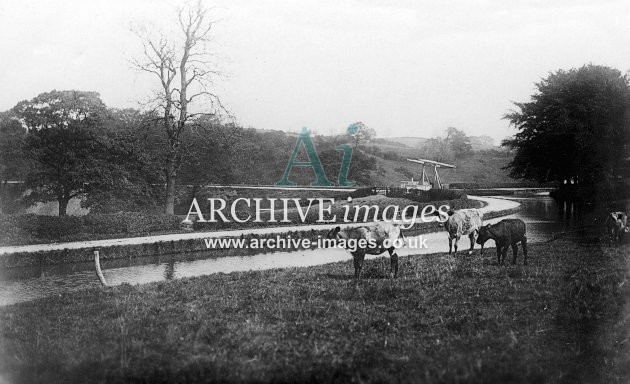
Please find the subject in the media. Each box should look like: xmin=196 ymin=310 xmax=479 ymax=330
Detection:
xmin=94 ymin=250 xmax=108 ymax=286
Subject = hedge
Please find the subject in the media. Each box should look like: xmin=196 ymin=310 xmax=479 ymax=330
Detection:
xmin=448 ymin=182 xmax=557 ymax=189
xmin=384 ymin=187 xmax=465 ymax=202
xmin=0 ymin=213 xmax=181 ymax=246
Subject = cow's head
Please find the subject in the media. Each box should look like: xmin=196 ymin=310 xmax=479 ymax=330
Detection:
xmin=476 ymin=224 xmax=493 ymax=245
xmin=431 ymin=210 xmax=453 ymax=227
xmin=327 ymin=226 xmax=341 ymax=239
xmin=325 ymin=226 xmax=344 ymax=248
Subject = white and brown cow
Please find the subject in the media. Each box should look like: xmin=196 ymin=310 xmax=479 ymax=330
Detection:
xmin=442 ymin=208 xmax=483 ymax=255
xmin=605 ymin=211 xmax=629 ymax=245
xmin=327 ymin=222 xmax=404 ymax=281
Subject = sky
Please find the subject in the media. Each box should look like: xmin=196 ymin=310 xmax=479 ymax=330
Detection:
xmin=1 ymin=0 xmax=629 ymax=144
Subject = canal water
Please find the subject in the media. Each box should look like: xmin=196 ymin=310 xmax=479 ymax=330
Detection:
xmin=0 ymin=195 xmax=623 ymax=306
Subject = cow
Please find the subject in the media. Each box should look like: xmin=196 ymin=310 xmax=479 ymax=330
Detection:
xmin=327 ymin=222 xmax=404 ymax=281
xmin=476 ymin=218 xmax=528 ymax=266
xmin=605 ymin=211 xmax=629 ymax=245
xmin=439 ymin=208 xmax=483 ymax=255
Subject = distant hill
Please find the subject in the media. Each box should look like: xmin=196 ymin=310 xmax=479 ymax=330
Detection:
xmin=377 ymin=137 xmax=427 ymax=148
xmin=178 ymin=127 xmax=515 ymax=188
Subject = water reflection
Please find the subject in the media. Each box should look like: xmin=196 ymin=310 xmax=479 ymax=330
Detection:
xmin=1 ymin=195 xmax=627 ymax=306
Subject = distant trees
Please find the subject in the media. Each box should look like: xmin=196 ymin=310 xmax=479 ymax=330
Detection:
xmin=0 ymin=112 xmax=29 ymax=184
xmin=445 ymin=127 xmax=473 ymax=158
xmin=132 ymin=1 xmax=227 ymax=214
xmin=418 ymin=127 xmax=472 ymax=163
xmin=0 ymin=113 xmax=30 ymax=213
xmin=418 ymin=137 xmax=454 ymax=163
xmin=347 ymin=122 xmax=376 ymax=148
xmin=503 ymin=64 xmax=630 ymax=195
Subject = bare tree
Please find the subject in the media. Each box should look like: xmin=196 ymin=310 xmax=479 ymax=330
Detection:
xmin=132 ymin=1 xmax=226 ymax=214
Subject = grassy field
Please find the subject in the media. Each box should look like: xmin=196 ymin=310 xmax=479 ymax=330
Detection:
xmin=0 ymin=241 xmax=628 ymax=383
xmin=364 ymin=143 xmax=515 ymax=186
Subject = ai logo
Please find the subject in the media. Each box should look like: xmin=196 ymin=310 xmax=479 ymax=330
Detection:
xmin=275 ymin=127 xmax=354 ymax=187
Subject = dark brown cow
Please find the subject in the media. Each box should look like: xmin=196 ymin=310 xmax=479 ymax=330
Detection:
xmin=476 ymin=219 xmax=528 ymax=266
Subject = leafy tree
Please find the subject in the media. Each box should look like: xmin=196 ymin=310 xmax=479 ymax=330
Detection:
xmin=445 ymin=127 xmax=473 ymax=158
xmin=418 ymin=137 xmax=454 ymax=164
xmin=416 ymin=127 xmax=472 ymax=163
xmin=177 ymin=116 xmax=242 ymax=186
xmin=13 ymin=91 xmax=153 ymax=215
xmin=13 ymin=90 xmax=110 ymax=215
xmin=84 ymin=108 xmax=164 ymax=213
xmin=503 ymin=65 xmax=630 ymax=194
xmin=347 ymin=122 xmax=376 ymax=148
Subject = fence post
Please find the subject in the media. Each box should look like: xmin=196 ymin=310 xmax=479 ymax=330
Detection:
xmin=94 ymin=250 xmax=108 ymax=286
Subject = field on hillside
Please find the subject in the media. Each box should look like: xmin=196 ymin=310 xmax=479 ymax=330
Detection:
xmin=367 ymin=150 xmax=515 ymax=186
xmin=1 ymin=241 xmax=627 ymax=383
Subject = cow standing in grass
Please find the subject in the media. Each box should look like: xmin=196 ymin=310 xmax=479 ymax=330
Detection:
xmin=327 ymin=222 xmax=403 ymax=281
xmin=605 ymin=211 xmax=629 ymax=245
xmin=441 ymin=209 xmax=483 ymax=255
xmin=476 ymin=218 xmax=528 ymax=266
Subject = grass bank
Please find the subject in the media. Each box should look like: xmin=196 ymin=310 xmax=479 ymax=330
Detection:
xmin=0 ymin=241 xmax=627 ymax=383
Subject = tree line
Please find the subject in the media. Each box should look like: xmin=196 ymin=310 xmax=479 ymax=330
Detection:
xmin=2 ymin=1 xmax=628 ymax=215
xmin=0 ymin=91 xmax=378 ymax=215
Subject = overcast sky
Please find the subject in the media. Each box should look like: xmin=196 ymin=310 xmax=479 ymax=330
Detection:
xmin=1 ymin=0 xmax=629 ymax=143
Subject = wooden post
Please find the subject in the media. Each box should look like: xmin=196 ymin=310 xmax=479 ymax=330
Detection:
xmin=94 ymin=250 xmax=108 ymax=286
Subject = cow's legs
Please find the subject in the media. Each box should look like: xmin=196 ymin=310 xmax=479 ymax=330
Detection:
xmin=496 ymin=242 xmax=509 ymax=265
xmin=352 ymin=250 xmax=366 ymax=281
xmin=468 ymin=231 xmax=477 ymax=255
xmin=511 ymin=242 xmax=518 ymax=264
xmin=448 ymin=236 xmax=453 ymax=254
xmin=496 ymin=245 xmax=502 ymax=265
xmin=522 ymin=237 xmax=528 ymax=265
xmin=609 ymin=228 xmax=616 ymax=245
xmin=453 ymin=235 xmax=460 ymax=254
xmin=501 ymin=245 xmax=510 ymax=265
xmin=388 ymin=247 xmax=399 ymax=278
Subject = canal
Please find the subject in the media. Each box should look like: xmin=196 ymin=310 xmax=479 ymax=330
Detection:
xmin=0 ymin=195 xmax=624 ymax=306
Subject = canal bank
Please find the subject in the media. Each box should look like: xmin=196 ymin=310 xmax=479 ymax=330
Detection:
xmin=0 ymin=196 xmax=518 ymax=268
